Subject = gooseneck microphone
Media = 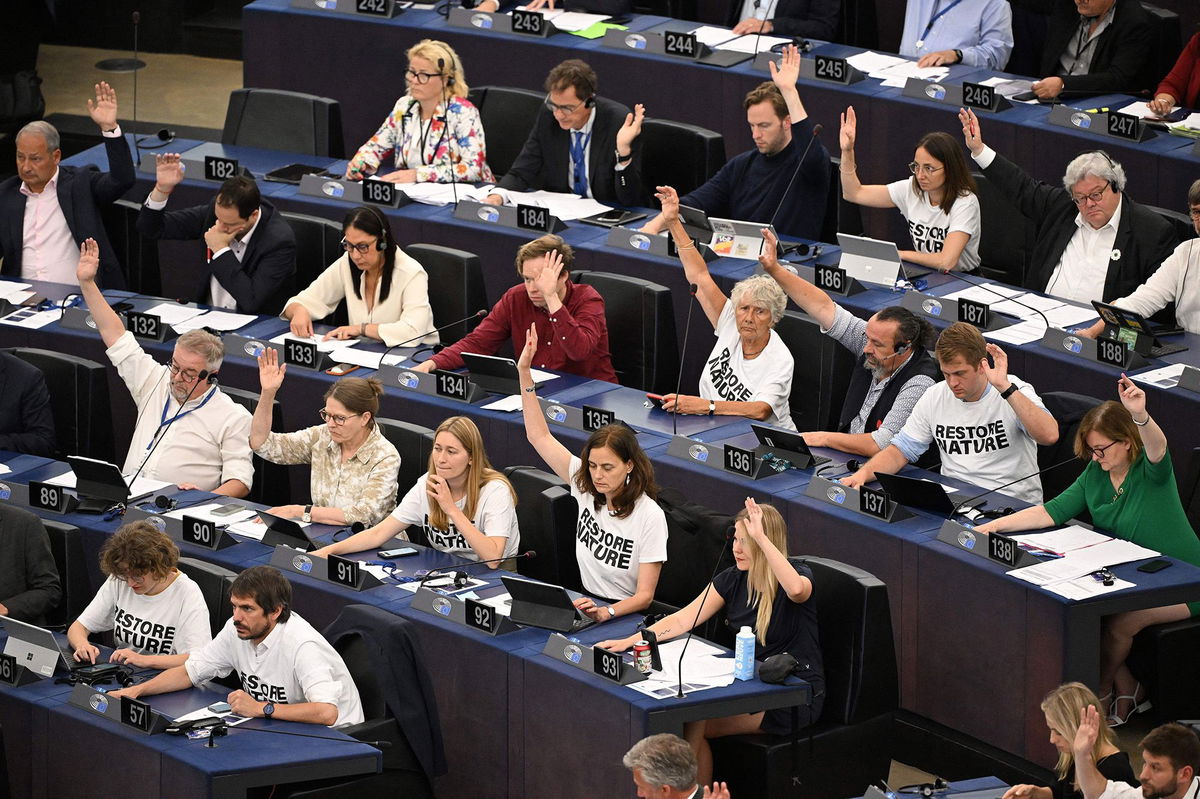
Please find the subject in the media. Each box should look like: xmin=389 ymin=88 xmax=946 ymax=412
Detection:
xmin=951 ymin=454 xmax=1079 ymax=517
xmin=375 ymin=309 xmax=487 ymax=368
xmin=938 ymin=269 xmax=1052 ymax=330
xmin=671 ymin=284 xmax=700 ymax=437
xmin=750 ymin=0 xmax=782 ymax=61
xmin=126 ymin=369 xmax=211 ymax=494
xmin=131 ymin=11 xmax=141 ymax=165
xmin=768 ymin=123 xmax=823 ymax=231
xmin=166 ymin=717 xmax=392 ymax=750
xmin=416 ymin=550 xmax=536 ymax=587
xmin=675 ymin=530 xmax=733 ymax=698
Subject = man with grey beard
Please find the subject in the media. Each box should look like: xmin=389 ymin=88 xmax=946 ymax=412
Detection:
xmin=761 ymin=250 xmax=939 ymax=458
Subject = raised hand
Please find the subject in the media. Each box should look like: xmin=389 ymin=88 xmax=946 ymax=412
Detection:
xmin=982 ymin=343 xmax=1009 ymax=389
xmin=76 ymin=238 xmax=100 ymax=284
xmin=257 ymin=347 xmax=287 ymax=394
xmin=1117 ymin=373 xmax=1147 ymax=420
xmin=86 ymin=81 xmax=119 ymax=131
xmin=154 ymin=153 xmax=185 ymax=194
xmin=517 ymin=322 xmax=537 ymax=374
xmin=1072 ymin=704 xmax=1100 ymax=759
xmin=744 ymin=496 xmax=765 ymax=541
xmin=616 ymin=103 xmax=645 ymax=155
xmin=958 ymin=107 xmax=984 ymax=157
xmin=769 ymin=44 xmax=800 ymax=89
xmin=839 ymin=106 xmax=857 ymax=152
xmin=654 ymin=185 xmax=680 ymax=224
xmin=757 ymin=228 xmax=781 ymax=271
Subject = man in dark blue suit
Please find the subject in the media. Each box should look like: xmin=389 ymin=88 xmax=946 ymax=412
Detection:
xmin=0 ymin=351 xmax=55 ymax=457
xmin=0 ymin=81 xmax=134 ymax=289
xmin=137 ymin=155 xmax=297 ymax=315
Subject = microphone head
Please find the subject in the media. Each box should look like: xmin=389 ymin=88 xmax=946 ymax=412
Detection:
xmin=523 ymin=550 xmax=536 ymax=558
xmin=196 ymin=369 xmax=210 ymax=384
xmin=476 ymin=309 xmax=488 ymax=318
xmin=811 ymin=123 xmax=823 ymax=136
xmin=689 ymin=283 xmax=698 ymax=295
xmin=132 ymin=10 xmax=140 ymax=23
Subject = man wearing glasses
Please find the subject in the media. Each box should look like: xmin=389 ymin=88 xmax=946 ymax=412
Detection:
xmin=137 ymin=154 xmax=297 ymax=315
xmin=959 ymin=107 xmax=1176 ymax=306
xmin=75 ymin=238 xmax=253 ymax=497
xmin=484 ymin=59 xmax=645 ymax=207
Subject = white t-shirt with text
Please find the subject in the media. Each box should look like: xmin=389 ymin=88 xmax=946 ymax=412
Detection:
xmin=391 ymin=475 xmax=519 ymax=561
xmin=697 ymin=302 xmax=796 ymax=431
xmin=887 ymin=179 xmax=981 ymax=272
xmin=75 ymin=572 xmax=211 ymax=656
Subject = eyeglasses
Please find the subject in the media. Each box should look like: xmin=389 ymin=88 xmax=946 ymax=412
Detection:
xmin=340 ymin=238 xmax=377 ymax=254
xmin=1087 ymin=440 xmax=1121 ymax=458
xmin=405 ymin=69 xmax=442 ymax=85
xmin=1187 ymin=208 xmax=1200 ymax=220
xmin=1071 ymin=182 xmax=1111 ymax=206
xmin=907 ymin=162 xmax=944 ymax=176
xmin=167 ymin=359 xmax=201 ymax=383
xmin=319 ymin=409 xmax=363 ymax=426
xmin=544 ymin=96 xmax=584 ymax=115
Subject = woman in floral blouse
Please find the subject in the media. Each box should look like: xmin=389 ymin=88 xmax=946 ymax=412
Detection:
xmin=345 ymin=39 xmax=493 ymax=184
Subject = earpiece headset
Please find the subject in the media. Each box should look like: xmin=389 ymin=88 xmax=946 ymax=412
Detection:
xmin=363 ymin=204 xmax=389 ymax=250
xmin=435 ymin=42 xmax=457 ymax=87
xmin=1072 ymin=148 xmax=1124 ymax=193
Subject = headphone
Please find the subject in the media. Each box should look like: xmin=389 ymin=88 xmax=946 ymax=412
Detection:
xmin=435 ymin=46 xmax=457 ymax=88
xmin=898 ymin=778 xmax=949 ymax=797
xmin=362 ymin=204 xmax=389 ymax=250
xmin=1073 ymin=149 xmax=1124 ymax=193
xmin=153 ymin=494 xmax=177 ymax=511
xmin=584 ymin=95 xmax=596 ymax=109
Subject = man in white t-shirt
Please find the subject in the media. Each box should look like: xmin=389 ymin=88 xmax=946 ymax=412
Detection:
xmin=111 ymin=566 xmax=364 ymax=727
xmin=76 ymin=239 xmax=253 ymax=496
xmin=843 ymin=321 xmax=1058 ymax=504
xmin=1073 ymin=708 xmax=1200 ymax=799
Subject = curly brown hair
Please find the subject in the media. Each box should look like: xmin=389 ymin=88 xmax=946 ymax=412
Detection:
xmin=99 ymin=521 xmax=179 ymax=580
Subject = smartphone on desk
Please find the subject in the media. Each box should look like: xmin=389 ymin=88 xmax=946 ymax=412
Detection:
xmin=379 ymin=547 xmax=418 ymax=559
xmin=645 ymin=393 xmax=666 ymax=410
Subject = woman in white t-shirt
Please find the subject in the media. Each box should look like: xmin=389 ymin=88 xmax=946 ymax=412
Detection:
xmin=67 ymin=521 xmax=211 ymax=669
xmin=655 ymin=185 xmax=797 ymax=431
xmin=839 ymin=106 xmax=981 ymax=273
xmin=314 ymin=416 xmax=519 ymax=567
xmin=517 ymin=322 xmax=668 ymax=622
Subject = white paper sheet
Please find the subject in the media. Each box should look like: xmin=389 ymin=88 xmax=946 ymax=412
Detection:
xmin=1044 ymin=575 xmax=1135 ymax=600
xmin=226 ymin=519 xmax=269 ymax=541
xmin=845 ymin=51 xmax=908 ymax=74
xmin=0 ymin=282 xmax=33 ymax=298
xmin=1136 ymin=363 xmax=1188 ymax=389
xmin=688 ymin=25 xmax=739 ymax=46
xmin=943 ymin=283 xmax=1025 ymax=303
xmin=505 ymin=189 xmax=613 ymax=221
xmin=984 ymin=320 xmax=1047 ymax=345
xmin=269 ymin=332 xmax=345 ymax=353
xmin=163 ymin=503 xmax=258 ymax=525
xmin=715 ymin=34 xmax=791 ymax=54
xmin=1008 ymin=538 xmax=1159 ymax=585
xmin=1116 ymin=100 xmax=1162 ymax=120
xmin=481 ymin=395 xmax=524 ymax=412
xmin=172 ymin=310 xmax=258 ymax=332
xmin=0 ymin=308 xmax=58 ymax=329
xmin=540 ymin=10 xmax=610 ymax=31
xmin=44 ymin=470 xmax=171 ymax=500
xmin=401 ymin=182 xmax=467 ymax=207
xmin=143 ymin=303 xmax=207 ymax=325
xmin=1011 ymin=525 xmax=1112 ymax=555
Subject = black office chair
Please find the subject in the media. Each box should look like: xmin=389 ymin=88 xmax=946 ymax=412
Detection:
xmin=972 ymin=172 xmax=1035 ymax=286
xmin=402 ymin=244 xmax=487 ymax=347
xmin=502 ymin=465 xmax=581 ymax=591
xmin=466 ymin=86 xmax=543 ymax=179
xmin=222 ymin=88 xmax=345 ymax=158
xmin=1142 ymin=3 xmax=1182 ymax=96
xmin=375 ymin=419 xmax=434 ymax=509
xmin=5 ymin=347 xmax=115 ymax=463
xmin=639 ymin=118 xmax=726 ymax=201
xmin=711 ymin=557 xmax=898 ymax=799
xmin=1039 ymin=391 xmax=1101 ymax=511
xmin=771 ymin=310 xmax=857 ymax=433
xmin=281 ymin=211 xmax=347 ymax=326
xmin=221 ymin=385 xmax=291 ymax=507
xmin=101 ymin=198 xmax=161 ymax=296
xmin=836 ymin=0 xmax=878 ymax=49
xmin=34 ymin=518 xmax=74 ymax=630
xmin=176 ymin=557 xmax=236 ymax=638
xmin=276 ymin=605 xmax=445 ymax=798
xmin=571 ymin=270 xmax=679 ymax=393
xmin=1145 ymin=204 xmax=1194 ymax=245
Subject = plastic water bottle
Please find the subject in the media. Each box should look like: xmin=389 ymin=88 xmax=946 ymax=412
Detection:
xmin=733 ymin=626 xmax=756 ymax=681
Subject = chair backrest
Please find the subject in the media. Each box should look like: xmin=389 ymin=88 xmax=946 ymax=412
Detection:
xmin=102 ymin=198 xmax=161 ymax=296
xmin=639 ymin=118 xmax=726 ymax=201
xmin=220 ymin=385 xmax=291 ymax=507
xmin=571 ymin=270 xmax=679 ymax=393
xmin=280 ymin=211 xmax=348 ymax=326
xmin=42 ymin=520 xmax=85 ymax=630
xmin=466 ymin=86 xmax=544 ymax=179
xmin=1039 ymin=391 xmax=1101 ymax=506
xmin=798 ymin=555 xmax=898 ymax=725
xmin=1145 ymin=204 xmax=1194 ymax=245
xmin=770 ymin=310 xmax=857 ymax=433
xmin=1178 ymin=447 xmax=1200 ymax=539
xmin=837 ymin=0 xmax=878 ymax=49
xmin=6 ymin=347 xmax=115 ymax=463
xmin=177 ymin=556 xmax=237 ymax=637
xmin=222 ymin=88 xmax=345 ymax=158
xmin=402 ymin=244 xmax=487 ymax=347
xmin=1142 ymin=3 xmax=1182 ymax=96
xmin=972 ymin=171 xmax=1034 ymax=286
xmin=503 ymin=465 xmax=582 ymax=591
xmin=376 ymin=419 xmax=434 ymax=507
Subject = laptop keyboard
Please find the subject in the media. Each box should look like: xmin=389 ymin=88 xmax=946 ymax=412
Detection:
xmin=1151 ymin=341 xmax=1187 ymax=358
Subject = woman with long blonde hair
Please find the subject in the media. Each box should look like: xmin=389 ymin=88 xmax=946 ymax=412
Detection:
xmin=313 ymin=415 xmax=518 ymax=567
xmin=598 ymin=497 xmax=824 ymax=785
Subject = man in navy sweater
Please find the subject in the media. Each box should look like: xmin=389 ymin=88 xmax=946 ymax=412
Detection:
xmin=641 ymin=45 xmax=830 ymax=240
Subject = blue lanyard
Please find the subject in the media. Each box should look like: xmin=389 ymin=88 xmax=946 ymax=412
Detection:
xmin=920 ymin=0 xmax=966 ymax=42
xmin=149 ymin=388 xmax=216 ymax=451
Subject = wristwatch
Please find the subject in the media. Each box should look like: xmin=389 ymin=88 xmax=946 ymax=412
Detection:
xmin=708 ymin=400 xmax=716 ymax=416
xmin=302 ymin=505 xmax=313 ymax=523
xmin=953 ymin=49 xmax=963 ymax=63
xmin=606 ymin=606 xmax=616 ymax=618
xmin=262 ymin=702 xmax=275 ymax=718
xmin=999 ymin=384 xmax=1018 ymax=400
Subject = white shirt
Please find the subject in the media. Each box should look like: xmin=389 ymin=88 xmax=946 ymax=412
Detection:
xmin=186 ymin=612 xmax=365 ymax=727
xmin=891 ymin=377 xmax=1049 ymax=504
xmin=20 ymin=168 xmax=80 ymax=284
xmin=737 ymin=0 xmax=768 ymax=22
xmin=1110 ymin=238 xmax=1200 ymax=333
xmin=1100 ymin=776 xmax=1199 ymax=799
xmin=75 ymin=572 xmax=211 ymax=655
xmin=1058 ymin=3 xmax=1116 ymax=76
xmin=1045 ymin=197 xmax=1123 ymax=304
xmin=106 ymin=331 xmax=254 ymax=492
xmin=391 ymin=475 xmax=519 ymax=561
xmin=886 ymin=179 xmax=981 ymax=272
xmin=284 ymin=248 xmax=437 ymax=347
xmin=698 ymin=301 xmax=797 ymax=431
xmin=567 ymin=456 xmax=668 ymax=601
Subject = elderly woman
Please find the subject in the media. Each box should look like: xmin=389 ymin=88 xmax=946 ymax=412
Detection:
xmin=345 ymin=39 xmax=492 ymax=184
xmin=975 ymin=375 xmax=1200 ymax=727
xmin=656 ymin=185 xmax=797 ymax=431
xmin=282 ymin=206 xmax=436 ymax=346
xmin=251 ymin=349 xmax=400 ymax=527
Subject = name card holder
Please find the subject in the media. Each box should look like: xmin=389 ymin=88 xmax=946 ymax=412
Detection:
xmin=935 ymin=519 xmax=1043 ymax=568
xmin=1178 ymin=365 xmax=1200 ymax=393
xmin=665 ymin=436 xmax=779 ymax=480
xmin=604 ymin=226 xmax=719 ymax=262
xmin=541 ymin=633 xmax=647 ymax=685
xmin=223 ymin=335 xmax=283 ymax=363
xmin=448 ymin=6 xmax=546 ymax=36
xmin=138 ymin=144 xmax=254 ymax=183
xmin=538 ymin=399 xmax=619 ymax=432
xmin=125 ymin=507 xmax=239 ymax=550
xmin=269 ymin=545 xmax=383 ymax=590
xmin=60 ymin=306 xmax=101 ymax=333
xmin=813 ymin=263 xmax=866 ymax=297
xmin=453 ymin=199 xmax=566 ymax=234
xmin=803 ymin=476 xmax=913 ymax=523
xmin=1047 ymin=106 xmax=1155 ymax=143
xmin=900 ymin=79 xmax=1012 ymax=114
xmin=281 ymin=337 xmax=334 ymax=372
xmin=1039 ymin=327 xmax=1149 ymax=370
xmin=299 ymin=173 xmax=365 ymax=205
xmin=411 ymin=586 xmax=520 ymax=636
xmin=900 ymin=291 xmax=1010 ymax=331
xmin=124 ymin=310 xmax=178 ymax=343
xmin=374 ymin=365 xmax=487 ymax=404
xmin=599 ymin=29 xmax=751 ymax=67
xmin=0 ymin=481 xmax=30 ymax=508
xmin=288 ymin=0 xmax=404 ymax=18
xmin=0 ymin=653 xmax=41 ymax=687
xmin=68 ymin=683 xmax=172 ymax=734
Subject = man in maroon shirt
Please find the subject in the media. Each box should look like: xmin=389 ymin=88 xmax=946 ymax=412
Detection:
xmin=413 ymin=234 xmax=618 ymax=382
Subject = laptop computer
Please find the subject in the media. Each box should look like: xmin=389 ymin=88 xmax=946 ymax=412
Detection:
xmin=500 ymin=576 xmax=596 ymax=634
xmin=875 ymin=473 xmax=959 ymax=515
xmin=707 ymin=217 xmax=778 ymax=260
xmin=461 ymin=352 xmax=522 ymax=396
xmin=256 ymin=511 xmax=318 ymax=551
xmin=2 ymin=616 xmax=75 ymax=677
xmin=836 ymin=233 xmax=906 ymax=287
xmin=750 ymin=423 xmax=830 ymax=470
xmin=1091 ymin=300 xmax=1187 ymax=358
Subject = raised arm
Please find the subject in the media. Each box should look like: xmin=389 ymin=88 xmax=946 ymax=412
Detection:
xmin=1071 ymin=705 xmax=1110 ymax=799
xmin=1118 ymin=374 xmax=1164 ymax=463
xmin=658 ymin=185 xmax=726 ymax=328
xmin=759 ymin=228 xmax=837 ymax=330
xmin=769 ymin=44 xmax=808 ymax=124
xmin=744 ymin=497 xmax=810 ymax=600
xmin=75 ymin=239 xmax=127 ymax=348
xmin=517 ymin=322 xmax=574 ymax=482
xmin=984 ymin=345 xmax=1059 ymax=446
xmin=250 ymin=349 xmax=285 ymax=451
xmin=838 ymin=106 xmax=895 ymax=209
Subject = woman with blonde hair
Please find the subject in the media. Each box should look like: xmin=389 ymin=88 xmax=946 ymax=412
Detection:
xmin=1002 ymin=682 xmax=1135 ymax=799
xmin=598 ymin=498 xmax=824 ymax=785
xmin=314 ymin=416 xmax=518 ymax=567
